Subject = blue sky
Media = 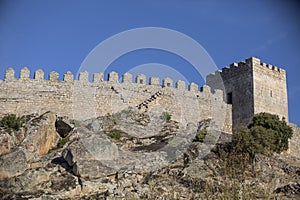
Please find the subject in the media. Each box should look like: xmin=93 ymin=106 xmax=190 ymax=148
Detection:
xmin=0 ymin=0 xmax=299 ymax=126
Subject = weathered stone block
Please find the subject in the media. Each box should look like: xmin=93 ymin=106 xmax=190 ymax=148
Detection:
xmin=93 ymin=73 xmax=104 ymax=83
xmin=163 ymin=77 xmax=173 ymax=87
xmin=149 ymin=77 xmax=160 ymax=85
xmin=64 ymin=71 xmax=74 ymax=82
xmin=201 ymin=85 xmax=211 ymax=94
xmin=79 ymin=71 xmax=89 ymax=83
xmin=5 ymin=68 xmax=15 ymax=81
xmin=108 ymin=71 xmax=118 ymax=83
xmin=136 ymin=74 xmax=146 ymax=84
xmin=49 ymin=71 xmax=59 ymax=82
xmin=189 ymin=82 xmax=198 ymax=92
xmin=246 ymin=57 xmax=260 ymax=65
xmin=176 ymin=80 xmax=185 ymax=90
xmin=20 ymin=67 xmax=30 ymax=80
xmin=122 ymin=73 xmax=132 ymax=83
xmin=34 ymin=69 xmax=44 ymax=81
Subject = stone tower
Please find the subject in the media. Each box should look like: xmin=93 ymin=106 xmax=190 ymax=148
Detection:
xmin=206 ymin=57 xmax=288 ymax=128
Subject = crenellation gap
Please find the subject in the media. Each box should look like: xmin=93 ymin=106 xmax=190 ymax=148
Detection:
xmin=136 ymin=74 xmax=146 ymax=84
xmin=162 ymin=77 xmax=173 ymax=88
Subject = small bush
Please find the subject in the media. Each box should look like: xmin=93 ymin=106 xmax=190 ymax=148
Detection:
xmin=57 ymin=137 xmax=69 ymax=148
xmin=107 ymin=130 xmax=121 ymax=140
xmin=194 ymin=129 xmax=207 ymax=142
xmin=0 ymin=114 xmax=25 ymax=131
xmin=250 ymin=112 xmax=293 ymax=153
xmin=233 ymin=112 xmax=293 ymax=157
xmin=161 ymin=112 xmax=171 ymax=122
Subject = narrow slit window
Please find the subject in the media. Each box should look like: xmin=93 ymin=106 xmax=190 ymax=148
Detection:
xmin=270 ymin=90 xmax=273 ymax=97
xmin=227 ymin=92 xmax=233 ymax=104
xmin=140 ymin=79 xmax=143 ymax=84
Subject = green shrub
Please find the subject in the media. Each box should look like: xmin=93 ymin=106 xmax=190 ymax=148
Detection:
xmin=0 ymin=114 xmax=25 ymax=131
xmin=250 ymin=112 xmax=292 ymax=153
xmin=233 ymin=112 xmax=293 ymax=157
xmin=107 ymin=130 xmax=121 ymax=140
xmin=194 ymin=129 xmax=207 ymax=142
xmin=57 ymin=137 xmax=69 ymax=148
xmin=161 ymin=112 xmax=171 ymax=122
xmin=233 ymin=128 xmax=264 ymax=157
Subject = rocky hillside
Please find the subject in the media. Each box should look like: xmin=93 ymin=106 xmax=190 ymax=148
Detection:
xmin=0 ymin=110 xmax=299 ymax=199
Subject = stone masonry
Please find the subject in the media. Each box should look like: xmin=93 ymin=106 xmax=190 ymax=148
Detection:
xmin=207 ymin=57 xmax=288 ymax=128
xmin=0 ymin=57 xmax=289 ymax=132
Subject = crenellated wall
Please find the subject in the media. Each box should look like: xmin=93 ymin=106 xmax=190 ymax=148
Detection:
xmin=0 ymin=57 xmax=288 ymax=132
xmin=0 ymin=67 xmax=231 ymax=132
xmin=207 ymin=57 xmax=288 ymax=128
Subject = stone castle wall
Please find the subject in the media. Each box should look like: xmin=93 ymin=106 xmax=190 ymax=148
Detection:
xmin=0 ymin=68 xmax=232 ymax=132
xmin=0 ymin=57 xmax=289 ymax=132
xmin=207 ymin=57 xmax=288 ymax=128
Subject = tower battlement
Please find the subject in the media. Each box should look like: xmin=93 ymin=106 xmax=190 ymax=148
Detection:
xmin=207 ymin=57 xmax=285 ymax=81
xmin=207 ymin=57 xmax=288 ymax=128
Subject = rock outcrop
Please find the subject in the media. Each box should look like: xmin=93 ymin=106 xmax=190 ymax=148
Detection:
xmin=62 ymin=133 xmax=119 ymax=179
xmin=22 ymin=111 xmax=61 ymax=155
xmin=0 ymin=111 xmax=61 ymax=180
xmin=0 ymin=110 xmax=299 ymax=199
xmin=0 ymin=148 xmax=28 ymax=180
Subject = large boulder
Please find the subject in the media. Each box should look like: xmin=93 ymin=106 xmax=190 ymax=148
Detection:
xmin=62 ymin=134 xmax=119 ymax=179
xmin=0 ymin=148 xmax=28 ymax=180
xmin=22 ymin=111 xmax=61 ymax=155
xmin=0 ymin=112 xmax=61 ymax=180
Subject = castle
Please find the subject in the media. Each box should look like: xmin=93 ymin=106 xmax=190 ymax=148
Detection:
xmin=0 ymin=57 xmax=288 ymax=132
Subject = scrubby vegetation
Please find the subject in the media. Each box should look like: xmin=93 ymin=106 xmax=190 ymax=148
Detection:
xmin=0 ymin=114 xmax=25 ymax=131
xmin=57 ymin=137 xmax=69 ymax=148
xmin=161 ymin=112 xmax=171 ymax=122
xmin=107 ymin=129 xmax=122 ymax=140
xmin=233 ymin=112 xmax=293 ymax=158
xmin=194 ymin=129 xmax=207 ymax=142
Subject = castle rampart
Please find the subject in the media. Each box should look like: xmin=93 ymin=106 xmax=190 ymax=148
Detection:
xmin=0 ymin=68 xmax=231 ymax=132
xmin=0 ymin=57 xmax=288 ymax=132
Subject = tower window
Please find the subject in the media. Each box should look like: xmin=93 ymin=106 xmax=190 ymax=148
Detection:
xmin=167 ymin=83 xmax=171 ymax=87
xmin=227 ymin=92 xmax=232 ymax=104
xmin=140 ymin=79 xmax=143 ymax=84
xmin=270 ymin=90 xmax=273 ymax=97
